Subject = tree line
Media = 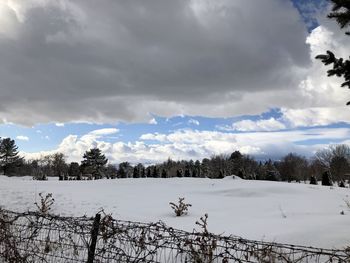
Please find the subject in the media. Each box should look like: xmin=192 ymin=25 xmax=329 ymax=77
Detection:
xmin=1 ymin=137 xmax=350 ymax=184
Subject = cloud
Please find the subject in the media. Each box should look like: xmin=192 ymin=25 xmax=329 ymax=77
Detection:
xmin=291 ymin=0 xmax=328 ymax=30
xmin=23 ymin=127 xmax=350 ymax=164
xmin=281 ymin=107 xmax=350 ymax=127
xmin=219 ymin=118 xmax=286 ymax=132
xmin=140 ymin=133 xmax=167 ymax=142
xmin=188 ymin=119 xmax=200 ymax=126
xmin=0 ymin=0 xmax=311 ymax=125
xmin=88 ymin=128 xmax=119 ymax=136
xmin=16 ymin=135 xmax=29 ymax=141
xmin=149 ymin=118 xmax=158 ymax=125
xmin=220 ymin=19 xmax=350 ymax=130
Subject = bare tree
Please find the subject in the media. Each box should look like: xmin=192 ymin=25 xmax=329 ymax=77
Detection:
xmin=314 ymin=144 xmax=350 ymax=181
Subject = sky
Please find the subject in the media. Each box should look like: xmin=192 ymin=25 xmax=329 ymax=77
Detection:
xmin=0 ymin=0 xmax=349 ymax=164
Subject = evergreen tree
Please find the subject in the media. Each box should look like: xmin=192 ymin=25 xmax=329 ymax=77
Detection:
xmin=117 ymin=166 xmax=126 ymax=178
xmin=237 ymin=169 xmax=245 ymax=179
xmin=201 ymin=158 xmax=210 ymax=178
xmin=229 ymin=150 xmax=243 ymax=160
xmin=194 ymin=160 xmax=201 ymax=177
xmin=316 ymin=0 xmax=350 ymax=105
xmin=322 ymin=171 xmax=333 ymax=186
xmin=141 ymin=167 xmax=146 ymax=178
xmin=229 ymin=150 xmax=244 ymax=175
xmin=218 ymin=170 xmax=225 ymax=179
xmin=0 ymin=138 xmax=22 ymax=175
xmin=133 ymin=166 xmax=140 ymax=178
xmin=152 ymin=166 xmax=159 ymax=178
xmin=310 ymin=175 xmax=318 ymax=185
xmin=136 ymin=163 xmax=144 ymax=178
xmin=81 ymin=148 xmax=108 ymax=179
xmin=192 ymin=168 xmax=197 ymax=178
xmin=161 ymin=169 xmax=167 ymax=178
xmin=146 ymin=167 xmax=151 ymax=178
xmin=339 ymin=180 xmax=346 ymax=187
xmin=176 ymin=169 xmax=183 ymax=177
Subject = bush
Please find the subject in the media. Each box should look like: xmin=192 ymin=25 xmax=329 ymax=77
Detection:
xmin=33 ymin=173 xmax=47 ymax=181
xmin=266 ymin=171 xmax=279 ymax=181
xmin=339 ymin=180 xmax=346 ymax=188
xmin=169 ymin=197 xmax=192 ymax=217
xmin=310 ymin=176 xmax=317 ymax=185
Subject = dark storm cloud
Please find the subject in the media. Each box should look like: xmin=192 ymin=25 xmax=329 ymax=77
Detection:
xmin=0 ymin=0 xmax=310 ymax=125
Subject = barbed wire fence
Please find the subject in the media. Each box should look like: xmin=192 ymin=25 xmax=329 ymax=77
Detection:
xmin=0 ymin=208 xmax=349 ymax=263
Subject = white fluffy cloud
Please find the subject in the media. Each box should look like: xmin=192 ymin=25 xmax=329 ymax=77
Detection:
xmin=88 ymin=128 xmax=119 ymax=136
xmin=281 ymin=21 xmax=350 ymax=127
xmin=16 ymin=135 xmax=29 ymax=141
xmin=149 ymin=118 xmax=158 ymax=125
xmin=23 ymin=127 xmax=350 ymax=164
xmin=281 ymin=107 xmax=350 ymax=127
xmin=220 ymin=118 xmax=286 ymax=132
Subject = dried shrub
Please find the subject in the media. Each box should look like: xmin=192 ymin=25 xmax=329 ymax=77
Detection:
xmin=169 ymin=197 xmax=192 ymax=217
xmin=185 ymin=213 xmax=217 ymax=263
xmin=344 ymin=199 xmax=350 ymax=210
xmin=34 ymin=193 xmax=55 ymax=214
xmin=99 ymin=210 xmax=117 ymax=242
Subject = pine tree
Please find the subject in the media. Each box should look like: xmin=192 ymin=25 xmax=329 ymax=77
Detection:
xmin=316 ymin=0 xmax=350 ymax=105
xmin=81 ymin=148 xmax=108 ymax=179
xmin=218 ymin=170 xmax=225 ymax=179
xmin=176 ymin=169 xmax=183 ymax=177
xmin=133 ymin=166 xmax=140 ymax=178
xmin=0 ymin=138 xmax=22 ymax=175
xmin=152 ymin=166 xmax=159 ymax=178
xmin=237 ymin=169 xmax=245 ymax=179
xmin=146 ymin=167 xmax=151 ymax=178
xmin=327 ymin=0 xmax=350 ymax=33
xmin=339 ymin=180 xmax=346 ymax=187
xmin=310 ymin=175 xmax=318 ymax=185
xmin=322 ymin=171 xmax=333 ymax=186
xmin=194 ymin=160 xmax=201 ymax=177
xmin=161 ymin=169 xmax=167 ymax=178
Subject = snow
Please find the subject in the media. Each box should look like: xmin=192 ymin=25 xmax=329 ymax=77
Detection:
xmin=0 ymin=175 xmax=349 ymax=249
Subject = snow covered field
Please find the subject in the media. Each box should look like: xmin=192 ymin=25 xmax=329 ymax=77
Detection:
xmin=0 ymin=175 xmax=350 ymax=249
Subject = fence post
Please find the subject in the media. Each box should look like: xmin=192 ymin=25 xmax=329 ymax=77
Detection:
xmin=87 ymin=213 xmax=101 ymax=263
